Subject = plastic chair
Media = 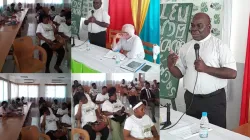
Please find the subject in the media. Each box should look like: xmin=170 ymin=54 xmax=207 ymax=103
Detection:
xmin=13 ymin=36 xmax=47 ymax=73
xmin=21 ymin=125 xmax=50 ymax=140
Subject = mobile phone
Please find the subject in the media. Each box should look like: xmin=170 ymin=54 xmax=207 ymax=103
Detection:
xmin=141 ymin=65 xmax=151 ymax=72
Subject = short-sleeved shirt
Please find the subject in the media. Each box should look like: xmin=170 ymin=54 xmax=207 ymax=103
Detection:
xmin=102 ymin=99 xmax=124 ymax=118
xmin=95 ymin=93 xmax=109 ymax=108
xmin=36 ymin=23 xmax=55 ymax=44
xmin=58 ymin=22 xmax=71 ymax=37
xmin=175 ymin=34 xmax=237 ymax=94
xmin=124 ymin=115 xmax=154 ymax=139
xmin=74 ymin=102 xmax=98 ymax=128
xmin=40 ymin=114 xmax=59 ymax=133
xmin=61 ymin=114 xmax=71 ymax=125
xmin=112 ymin=35 xmax=145 ymax=59
xmin=86 ymin=8 xmax=110 ymax=33
xmin=53 ymin=15 xmax=66 ymax=24
xmin=56 ymin=108 xmax=68 ymax=115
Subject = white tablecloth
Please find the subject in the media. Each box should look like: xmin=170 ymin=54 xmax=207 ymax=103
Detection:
xmin=72 ymin=39 xmax=160 ymax=73
xmin=160 ymin=108 xmax=250 ymax=140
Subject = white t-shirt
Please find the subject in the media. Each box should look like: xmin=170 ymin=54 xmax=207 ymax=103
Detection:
xmin=89 ymin=88 xmax=99 ymax=96
xmin=53 ymin=15 xmax=66 ymax=24
xmin=102 ymin=99 xmax=124 ymax=118
xmin=56 ymin=108 xmax=68 ymax=115
xmin=86 ymin=8 xmax=110 ymax=33
xmin=36 ymin=23 xmax=55 ymax=44
xmin=49 ymin=10 xmax=57 ymax=17
xmin=61 ymin=114 xmax=71 ymax=125
xmin=85 ymin=93 xmax=92 ymax=101
xmin=176 ymin=34 xmax=237 ymax=94
xmin=112 ymin=35 xmax=145 ymax=59
xmin=74 ymin=102 xmax=98 ymax=128
xmin=58 ymin=22 xmax=71 ymax=37
xmin=120 ymin=83 xmax=127 ymax=88
xmin=40 ymin=114 xmax=59 ymax=133
xmin=95 ymin=93 xmax=109 ymax=107
xmin=124 ymin=115 xmax=154 ymax=139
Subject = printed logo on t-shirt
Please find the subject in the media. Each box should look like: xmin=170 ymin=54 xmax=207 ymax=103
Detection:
xmin=113 ymin=104 xmax=122 ymax=109
xmin=143 ymin=125 xmax=152 ymax=137
xmin=83 ymin=107 xmax=95 ymax=114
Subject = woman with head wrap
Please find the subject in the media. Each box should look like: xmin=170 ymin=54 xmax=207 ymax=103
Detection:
xmin=123 ymin=101 xmax=159 ymax=140
xmin=112 ymin=24 xmax=145 ymax=60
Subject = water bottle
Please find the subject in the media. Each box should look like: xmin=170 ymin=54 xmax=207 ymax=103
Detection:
xmin=115 ymin=55 xmax=120 ymax=65
xmin=199 ymin=112 xmax=209 ymax=138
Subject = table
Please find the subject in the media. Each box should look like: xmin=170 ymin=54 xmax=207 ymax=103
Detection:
xmin=71 ymin=39 xmax=160 ymax=73
xmin=233 ymin=123 xmax=250 ymax=138
xmin=160 ymin=108 xmax=250 ymax=140
xmin=0 ymin=102 xmax=32 ymax=140
xmin=0 ymin=8 xmax=29 ymax=71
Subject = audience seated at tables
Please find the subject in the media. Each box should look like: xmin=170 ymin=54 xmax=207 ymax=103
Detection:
xmin=102 ymin=87 xmax=127 ymax=140
xmin=21 ymin=96 xmax=27 ymax=105
xmin=140 ymin=81 xmax=156 ymax=123
xmin=49 ymin=6 xmax=57 ymax=20
xmin=95 ymin=86 xmax=109 ymax=108
xmin=0 ymin=101 xmax=11 ymax=117
xmin=3 ymin=7 xmax=11 ymax=17
xmin=53 ymin=10 xmax=66 ymax=26
xmin=56 ymin=102 xmax=69 ymax=117
xmin=75 ymin=92 xmax=109 ymax=140
xmin=40 ymin=106 xmax=67 ymax=140
xmin=123 ymin=101 xmax=159 ymax=140
xmin=61 ymin=106 xmax=71 ymax=128
xmin=89 ymin=83 xmax=99 ymax=102
xmin=16 ymin=97 xmax=23 ymax=106
xmin=112 ymin=24 xmax=145 ymax=59
xmin=10 ymin=3 xmax=17 ymax=13
xmin=9 ymin=100 xmax=18 ymax=111
xmin=36 ymin=14 xmax=65 ymax=73
xmin=16 ymin=2 xmax=23 ymax=11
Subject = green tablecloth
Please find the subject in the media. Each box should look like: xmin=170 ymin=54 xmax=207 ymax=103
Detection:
xmin=71 ymin=59 xmax=99 ymax=73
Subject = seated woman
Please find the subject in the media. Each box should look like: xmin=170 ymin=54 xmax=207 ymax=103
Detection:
xmin=61 ymin=106 xmax=71 ymax=127
xmin=40 ymin=106 xmax=67 ymax=140
xmin=123 ymin=101 xmax=159 ymax=140
xmin=0 ymin=101 xmax=11 ymax=117
xmin=75 ymin=92 xmax=109 ymax=140
xmin=36 ymin=14 xmax=65 ymax=73
xmin=56 ymin=102 xmax=68 ymax=117
xmin=112 ymin=24 xmax=145 ymax=59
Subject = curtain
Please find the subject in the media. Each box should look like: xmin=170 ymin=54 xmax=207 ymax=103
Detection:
xmin=18 ymin=85 xmax=39 ymax=104
xmin=107 ymin=0 xmax=134 ymax=43
xmin=11 ymin=83 xmax=18 ymax=100
xmin=0 ymin=0 xmax=3 ymax=11
xmin=39 ymin=0 xmax=65 ymax=10
xmin=0 ymin=80 xmax=8 ymax=102
xmin=81 ymin=74 xmax=106 ymax=91
xmin=45 ymin=85 xmax=67 ymax=105
xmin=111 ymin=73 xmax=134 ymax=85
xmin=239 ymin=17 xmax=250 ymax=125
xmin=139 ymin=0 xmax=160 ymax=63
xmin=131 ymin=0 xmax=150 ymax=34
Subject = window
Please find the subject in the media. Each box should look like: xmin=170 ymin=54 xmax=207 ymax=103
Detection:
xmin=18 ymin=85 xmax=38 ymax=98
xmin=80 ymin=74 xmax=106 ymax=82
xmin=112 ymin=73 xmax=134 ymax=82
xmin=11 ymin=83 xmax=18 ymax=99
xmin=44 ymin=0 xmax=63 ymax=4
xmin=0 ymin=0 xmax=3 ymax=8
xmin=7 ymin=0 xmax=35 ymax=5
xmin=45 ymin=85 xmax=66 ymax=98
xmin=0 ymin=80 xmax=8 ymax=102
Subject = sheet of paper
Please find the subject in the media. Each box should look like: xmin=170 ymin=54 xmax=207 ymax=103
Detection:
xmin=104 ymin=50 xmax=126 ymax=60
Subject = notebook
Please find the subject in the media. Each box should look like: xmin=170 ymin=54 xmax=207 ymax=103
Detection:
xmin=104 ymin=50 xmax=126 ymax=61
xmin=120 ymin=59 xmax=146 ymax=72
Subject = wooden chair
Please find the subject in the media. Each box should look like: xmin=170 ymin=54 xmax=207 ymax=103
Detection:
xmin=13 ymin=36 xmax=47 ymax=73
xmin=107 ymin=29 xmax=123 ymax=49
xmin=142 ymin=41 xmax=156 ymax=63
xmin=71 ymin=128 xmax=90 ymax=140
xmin=21 ymin=125 xmax=50 ymax=140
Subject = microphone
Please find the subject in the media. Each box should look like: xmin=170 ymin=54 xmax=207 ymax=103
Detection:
xmin=160 ymin=103 xmax=171 ymax=130
xmin=194 ymin=43 xmax=200 ymax=60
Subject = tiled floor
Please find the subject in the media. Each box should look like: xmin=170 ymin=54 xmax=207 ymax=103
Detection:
xmin=2 ymin=13 xmax=70 ymax=73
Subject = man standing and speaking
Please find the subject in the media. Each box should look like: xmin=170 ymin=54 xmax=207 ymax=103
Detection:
xmin=84 ymin=0 xmax=110 ymax=48
xmin=167 ymin=13 xmax=237 ymax=128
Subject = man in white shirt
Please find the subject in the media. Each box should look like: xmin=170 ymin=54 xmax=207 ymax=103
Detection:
xmin=75 ymin=93 xmax=109 ymax=140
xmin=40 ymin=107 xmax=67 ymax=140
xmin=133 ymin=78 xmax=139 ymax=87
xmin=61 ymin=106 xmax=71 ymax=127
xmin=89 ymin=83 xmax=99 ymax=101
xmin=53 ymin=10 xmax=66 ymax=26
xmin=73 ymin=86 xmax=92 ymax=106
xmin=56 ymin=102 xmax=69 ymax=117
xmin=49 ymin=6 xmax=57 ymax=20
xmin=112 ymin=24 xmax=145 ymax=59
xmin=58 ymin=15 xmax=71 ymax=41
xmin=102 ymin=87 xmax=127 ymax=140
xmin=123 ymin=101 xmax=159 ymax=140
xmin=95 ymin=86 xmax=109 ymax=108
xmin=168 ymin=13 xmax=237 ymax=128
xmin=84 ymin=0 xmax=110 ymax=48
xmin=36 ymin=14 xmax=65 ymax=73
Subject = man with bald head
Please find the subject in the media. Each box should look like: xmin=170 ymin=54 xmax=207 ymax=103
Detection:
xmin=167 ymin=13 xmax=237 ymax=128
xmin=112 ymin=24 xmax=145 ymax=59
xmin=84 ymin=0 xmax=110 ymax=48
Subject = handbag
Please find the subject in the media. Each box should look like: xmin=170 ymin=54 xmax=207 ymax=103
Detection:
xmin=50 ymin=35 xmax=65 ymax=50
xmin=89 ymin=121 xmax=107 ymax=132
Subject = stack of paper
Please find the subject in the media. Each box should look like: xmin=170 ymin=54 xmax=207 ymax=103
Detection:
xmin=104 ymin=50 xmax=126 ymax=60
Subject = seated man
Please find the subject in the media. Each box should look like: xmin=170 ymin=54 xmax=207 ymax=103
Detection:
xmin=56 ymin=102 xmax=69 ymax=117
xmin=61 ymin=106 xmax=71 ymax=127
xmin=36 ymin=3 xmax=42 ymax=13
xmin=0 ymin=101 xmax=11 ymax=117
xmin=95 ymin=86 xmax=109 ymax=108
xmin=8 ymin=100 xmax=18 ymax=111
xmin=16 ymin=98 xmax=23 ymax=107
xmin=72 ymin=80 xmax=80 ymax=93
xmin=112 ymin=24 xmax=145 ymax=59
xmin=102 ymin=87 xmax=127 ymax=140
xmin=73 ymin=85 xmax=92 ymax=106
xmin=49 ymin=6 xmax=57 ymax=20
xmin=123 ymin=101 xmax=159 ymax=140
xmin=40 ymin=107 xmax=67 ymax=140
xmin=36 ymin=14 xmax=65 ymax=73
xmin=16 ymin=2 xmax=23 ymax=11
xmin=51 ymin=99 xmax=59 ymax=112
xmin=140 ymin=81 xmax=156 ymax=123
xmin=53 ymin=10 xmax=66 ymax=26
xmin=89 ymin=83 xmax=98 ymax=102
xmin=58 ymin=15 xmax=71 ymax=41
xmin=3 ymin=7 xmax=11 ymax=17
xmin=21 ymin=96 xmax=27 ymax=105
xmin=10 ymin=3 xmax=17 ymax=13
xmin=75 ymin=93 xmax=109 ymax=140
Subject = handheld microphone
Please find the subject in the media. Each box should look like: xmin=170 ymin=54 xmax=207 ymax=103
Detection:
xmin=194 ymin=43 xmax=200 ymax=60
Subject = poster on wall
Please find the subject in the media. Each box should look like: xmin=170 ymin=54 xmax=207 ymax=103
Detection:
xmin=82 ymin=0 xmax=93 ymax=17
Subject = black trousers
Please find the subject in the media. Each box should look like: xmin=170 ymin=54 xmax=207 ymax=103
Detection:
xmin=42 ymin=42 xmax=65 ymax=69
xmin=184 ymin=88 xmax=226 ymax=128
xmin=46 ymin=130 xmax=67 ymax=140
xmin=88 ymin=31 xmax=106 ymax=48
xmin=83 ymin=124 xmax=109 ymax=140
